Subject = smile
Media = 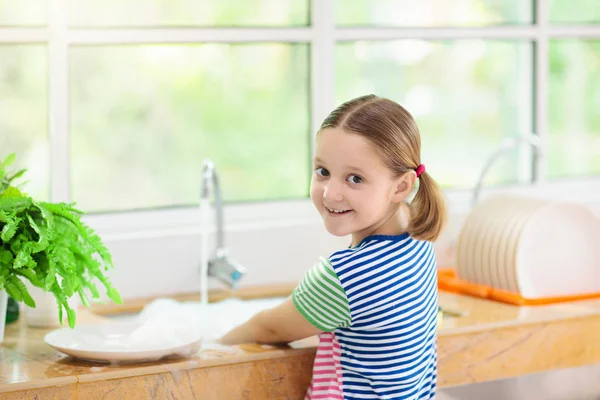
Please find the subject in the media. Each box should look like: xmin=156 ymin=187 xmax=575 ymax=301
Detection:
xmin=325 ymin=206 xmax=353 ymax=214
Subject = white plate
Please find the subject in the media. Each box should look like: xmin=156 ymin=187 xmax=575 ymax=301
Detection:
xmin=44 ymin=321 xmax=202 ymax=363
xmin=516 ymin=201 xmax=600 ymax=298
xmin=501 ymin=198 xmax=544 ymax=293
xmin=477 ymin=197 xmax=507 ymax=289
xmin=458 ymin=195 xmax=507 ymax=286
xmin=456 ymin=196 xmax=495 ymax=284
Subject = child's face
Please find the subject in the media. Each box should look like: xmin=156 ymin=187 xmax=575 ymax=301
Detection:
xmin=310 ymin=128 xmax=404 ymax=242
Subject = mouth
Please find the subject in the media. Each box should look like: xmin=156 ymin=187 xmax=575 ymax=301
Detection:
xmin=325 ymin=206 xmax=353 ymax=216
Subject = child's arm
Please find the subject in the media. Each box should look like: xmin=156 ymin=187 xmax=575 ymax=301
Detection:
xmin=219 ymin=296 xmax=322 ymax=345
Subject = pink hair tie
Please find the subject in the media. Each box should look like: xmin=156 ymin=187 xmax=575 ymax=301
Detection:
xmin=415 ymin=164 xmax=426 ymax=178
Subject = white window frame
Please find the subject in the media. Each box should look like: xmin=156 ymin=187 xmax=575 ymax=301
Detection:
xmin=2 ymin=0 xmax=600 ymax=239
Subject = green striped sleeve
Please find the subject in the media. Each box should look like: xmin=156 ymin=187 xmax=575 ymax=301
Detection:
xmin=292 ymin=257 xmax=352 ymax=332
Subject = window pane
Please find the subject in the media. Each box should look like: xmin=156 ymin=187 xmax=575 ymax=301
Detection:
xmin=336 ymin=0 xmax=532 ymax=26
xmin=70 ymin=44 xmax=310 ymax=212
xmin=550 ymin=0 xmax=600 ymax=24
xmin=336 ymin=40 xmax=532 ymax=188
xmin=548 ymin=40 xmax=600 ymax=178
xmin=68 ymin=0 xmax=309 ymax=27
xmin=0 ymin=45 xmax=48 ymax=199
xmin=0 ymin=0 xmax=46 ymax=26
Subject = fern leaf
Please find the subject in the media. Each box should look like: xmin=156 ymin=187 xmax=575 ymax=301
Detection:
xmin=82 ymin=280 xmax=100 ymax=299
xmin=50 ymin=282 xmax=68 ymax=322
xmin=13 ymin=246 xmax=35 ymax=269
xmin=0 ymin=249 xmax=13 ymax=265
xmin=90 ymin=270 xmax=122 ymax=304
xmin=58 ymin=304 xmax=63 ymax=325
xmin=1 ymin=223 xmax=18 ymax=242
xmin=1 ymin=186 xmax=24 ymax=199
xmin=66 ymin=307 xmax=76 ymax=328
xmin=33 ymin=202 xmax=54 ymax=231
xmin=0 ymin=213 xmax=20 ymax=242
xmin=0 ymin=196 xmax=33 ymax=212
xmin=13 ymin=276 xmax=35 ymax=307
xmin=64 ymin=202 xmax=85 ymax=214
xmin=26 ymin=215 xmax=49 ymax=252
xmin=4 ymin=280 xmax=21 ymax=301
xmin=39 ymin=202 xmax=113 ymax=267
xmin=78 ymin=288 xmax=90 ymax=307
xmin=2 ymin=153 xmax=16 ymax=167
xmin=107 ymin=287 xmax=122 ymax=304
xmin=17 ymin=267 xmax=44 ymax=287
xmin=61 ymin=276 xmax=75 ymax=297
xmin=7 ymin=276 xmax=36 ymax=307
xmin=6 ymin=168 xmax=27 ymax=184
xmin=44 ymin=253 xmax=57 ymax=289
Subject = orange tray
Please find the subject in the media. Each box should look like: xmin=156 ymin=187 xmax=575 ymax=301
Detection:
xmin=437 ymin=268 xmax=600 ymax=306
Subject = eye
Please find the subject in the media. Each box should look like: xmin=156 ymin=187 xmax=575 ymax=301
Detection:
xmin=347 ymin=175 xmax=363 ymax=184
xmin=315 ymin=167 xmax=329 ymax=177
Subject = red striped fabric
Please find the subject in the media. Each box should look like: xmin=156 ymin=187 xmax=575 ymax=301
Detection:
xmin=305 ymin=332 xmax=344 ymax=399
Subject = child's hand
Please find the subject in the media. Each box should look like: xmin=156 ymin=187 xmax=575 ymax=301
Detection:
xmin=219 ymin=296 xmax=322 ymax=345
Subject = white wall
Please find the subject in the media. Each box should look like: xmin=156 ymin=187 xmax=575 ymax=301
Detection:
xmin=101 ymin=220 xmax=347 ymax=300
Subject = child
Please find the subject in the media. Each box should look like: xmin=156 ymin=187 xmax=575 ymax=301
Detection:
xmin=221 ymin=94 xmax=447 ymax=399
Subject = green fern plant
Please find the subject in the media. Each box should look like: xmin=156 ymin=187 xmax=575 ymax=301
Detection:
xmin=0 ymin=153 xmax=122 ymax=328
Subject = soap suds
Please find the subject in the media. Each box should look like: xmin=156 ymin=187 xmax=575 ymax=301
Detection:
xmin=135 ymin=297 xmax=286 ymax=344
xmin=82 ymin=297 xmax=286 ymax=361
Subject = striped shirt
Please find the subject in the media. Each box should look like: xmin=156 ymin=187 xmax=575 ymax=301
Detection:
xmin=293 ymin=233 xmax=438 ymax=400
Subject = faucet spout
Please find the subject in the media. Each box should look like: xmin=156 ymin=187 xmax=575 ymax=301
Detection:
xmin=201 ymin=159 xmax=224 ymax=251
xmin=201 ymin=159 xmax=215 ymax=199
xmin=200 ymin=159 xmax=246 ymax=290
xmin=471 ymin=133 xmax=543 ymax=208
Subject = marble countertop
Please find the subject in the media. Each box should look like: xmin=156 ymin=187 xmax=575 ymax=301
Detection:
xmin=2 ymin=288 xmax=600 ymax=398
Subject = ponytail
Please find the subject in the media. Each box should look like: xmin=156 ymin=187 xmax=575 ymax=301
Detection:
xmin=407 ymin=171 xmax=447 ymax=242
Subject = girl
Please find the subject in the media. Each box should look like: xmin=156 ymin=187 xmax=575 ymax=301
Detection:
xmin=221 ymin=94 xmax=447 ymax=400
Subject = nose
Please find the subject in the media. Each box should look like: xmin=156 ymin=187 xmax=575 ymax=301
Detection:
xmin=323 ymin=180 xmax=344 ymax=202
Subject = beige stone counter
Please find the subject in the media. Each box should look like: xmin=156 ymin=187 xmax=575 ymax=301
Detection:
xmin=2 ymin=285 xmax=600 ymax=399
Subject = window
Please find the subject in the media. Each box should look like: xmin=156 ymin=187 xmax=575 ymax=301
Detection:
xmin=336 ymin=0 xmax=532 ymax=27
xmin=70 ymin=44 xmax=309 ymax=211
xmin=336 ymin=40 xmax=532 ymax=187
xmin=548 ymin=40 xmax=600 ymax=178
xmin=1 ymin=1 xmax=599 ymax=214
xmin=68 ymin=0 xmax=309 ymax=27
xmin=0 ymin=0 xmax=46 ymax=26
xmin=549 ymin=0 xmax=600 ymax=24
xmin=0 ymin=45 xmax=48 ymax=200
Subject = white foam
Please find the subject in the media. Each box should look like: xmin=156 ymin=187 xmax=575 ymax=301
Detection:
xmin=121 ymin=297 xmax=287 ymax=348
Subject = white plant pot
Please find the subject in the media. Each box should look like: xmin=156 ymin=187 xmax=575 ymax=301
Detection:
xmin=0 ymin=290 xmax=8 ymax=344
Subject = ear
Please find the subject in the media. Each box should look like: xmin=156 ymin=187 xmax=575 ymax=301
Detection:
xmin=390 ymin=171 xmax=416 ymax=203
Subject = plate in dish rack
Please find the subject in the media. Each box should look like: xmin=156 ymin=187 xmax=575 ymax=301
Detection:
xmin=44 ymin=321 xmax=202 ymax=363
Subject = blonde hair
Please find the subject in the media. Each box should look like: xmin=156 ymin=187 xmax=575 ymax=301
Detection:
xmin=319 ymin=94 xmax=447 ymax=242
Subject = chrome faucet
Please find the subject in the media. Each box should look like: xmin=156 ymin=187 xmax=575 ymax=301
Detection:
xmin=200 ymin=159 xmax=247 ymax=289
xmin=471 ymin=133 xmax=543 ymax=208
